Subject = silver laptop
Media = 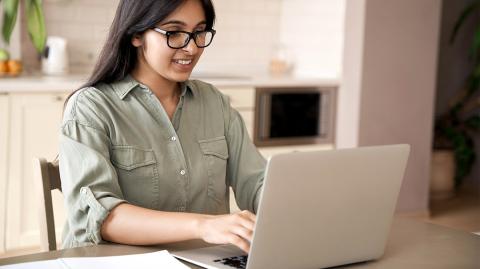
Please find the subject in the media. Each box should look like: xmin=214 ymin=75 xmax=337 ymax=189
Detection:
xmin=173 ymin=144 xmax=410 ymax=269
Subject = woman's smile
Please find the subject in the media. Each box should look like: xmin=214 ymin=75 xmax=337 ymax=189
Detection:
xmin=174 ymin=59 xmax=192 ymax=65
xmin=172 ymin=58 xmax=195 ymax=72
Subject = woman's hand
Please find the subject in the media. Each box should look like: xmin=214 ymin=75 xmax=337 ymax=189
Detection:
xmin=197 ymin=210 xmax=256 ymax=253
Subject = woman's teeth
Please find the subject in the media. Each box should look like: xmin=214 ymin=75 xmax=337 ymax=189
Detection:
xmin=175 ymin=59 xmax=192 ymax=65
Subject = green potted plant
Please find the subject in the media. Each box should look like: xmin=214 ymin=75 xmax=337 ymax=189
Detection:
xmin=432 ymin=1 xmax=480 ymax=198
xmin=0 ymin=0 xmax=46 ymax=76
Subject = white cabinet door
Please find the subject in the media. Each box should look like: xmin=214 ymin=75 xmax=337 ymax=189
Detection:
xmin=5 ymin=93 xmax=68 ymax=250
xmin=218 ymin=87 xmax=255 ymax=110
xmin=0 ymin=94 xmax=9 ymax=253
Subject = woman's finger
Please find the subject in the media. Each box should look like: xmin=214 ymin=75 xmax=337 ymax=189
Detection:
xmin=235 ymin=211 xmax=255 ymax=230
xmin=240 ymin=210 xmax=256 ymax=223
xmin=232 ymin=225 xmax=254 ymax=243
xmin=227 ymin=234 xmax=250 ymax=253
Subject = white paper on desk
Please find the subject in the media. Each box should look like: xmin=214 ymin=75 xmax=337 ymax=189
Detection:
xmin=58 ymin=250 xmax=190 ymax=269
xmin=0 ymin=259 xmax=64 ymax=269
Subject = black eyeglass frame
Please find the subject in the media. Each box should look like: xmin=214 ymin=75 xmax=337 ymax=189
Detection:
xmin=151 ymin=27 xmax=216 ymax=49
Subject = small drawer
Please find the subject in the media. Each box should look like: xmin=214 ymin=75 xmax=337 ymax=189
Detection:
xmin=219 ymin=87 xmax=255 ymax=109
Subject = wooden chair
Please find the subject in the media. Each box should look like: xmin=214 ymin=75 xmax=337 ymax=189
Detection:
xmin=33 ymin=158 xmax=61 ymax=251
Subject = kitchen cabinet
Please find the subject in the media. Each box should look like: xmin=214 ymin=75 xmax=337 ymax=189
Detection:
xmin=5 ymin=93 xmax=68 ymax=251
xmin=0 ymin=94 xmax=9 ymax=253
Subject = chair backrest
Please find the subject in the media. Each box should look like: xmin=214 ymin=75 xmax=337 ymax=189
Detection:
xmin=33 ymin=158 xmax=61 ymax=251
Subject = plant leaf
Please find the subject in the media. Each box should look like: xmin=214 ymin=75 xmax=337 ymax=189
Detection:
xmin=25 ymin=0 xmax=47 ymax=53
xmin=450 ymin=0 xmax=480 ymax=43
xmin=472 ymin=25 xmax=480 ymax=61
xmin=466 ymin=114 xmax=480 ymax=130
xmin=2 ymin=0 xmax=20 ymax=44
xmin=446 ymin=129 xmax=476 ymax=187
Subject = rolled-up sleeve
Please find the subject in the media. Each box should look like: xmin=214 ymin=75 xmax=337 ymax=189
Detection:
xmin=226 ymin=107 xmax=266 ymax=213
xmin=60 ymin=90 xmax=126 ymax=248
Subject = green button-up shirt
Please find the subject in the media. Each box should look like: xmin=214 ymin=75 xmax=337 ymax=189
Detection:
xmin=59 ymin=75 xmax=266 ymax=248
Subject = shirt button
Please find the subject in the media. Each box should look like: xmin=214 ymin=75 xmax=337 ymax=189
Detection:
xmin=180 ymin=170 xmax=186 ymax=176
xmin=170 ymin=136 xmax=177 ymax=141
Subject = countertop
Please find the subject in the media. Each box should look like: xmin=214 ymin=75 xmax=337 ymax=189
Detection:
xmin=0 ymin=73 xmax=340 ymax=93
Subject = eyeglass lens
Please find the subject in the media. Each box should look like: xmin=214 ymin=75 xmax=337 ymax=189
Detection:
xmin=168 ymin=31 xmax=213 ymax=48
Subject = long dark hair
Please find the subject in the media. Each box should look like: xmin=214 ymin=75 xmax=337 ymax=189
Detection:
xmin=79 ymin=0 xmax=215 ymax=90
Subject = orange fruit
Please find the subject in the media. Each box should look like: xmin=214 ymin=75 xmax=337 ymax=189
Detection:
xmin=0 ymin=61 xmax=8 ymax=76
xmin=7 ymin=60 xmax=22 ymax=76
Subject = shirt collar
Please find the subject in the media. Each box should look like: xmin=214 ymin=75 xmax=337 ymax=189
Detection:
xmin=112 ymin=74 xmax=195 ymax=100
xmin=111 ymin=74 xmax=139 ymax=99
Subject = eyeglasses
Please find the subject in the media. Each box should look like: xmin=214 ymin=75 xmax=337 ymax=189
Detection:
xmin=152 ymin=28 xmax=216 ymax=49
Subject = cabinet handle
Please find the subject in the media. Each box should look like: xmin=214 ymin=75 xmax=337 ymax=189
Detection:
xmin=54 ymin=96 xmax=63 ymax=102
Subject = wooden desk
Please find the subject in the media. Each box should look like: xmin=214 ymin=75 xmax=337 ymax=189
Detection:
xmin=0 ymin=217 xmax=479 ymax=268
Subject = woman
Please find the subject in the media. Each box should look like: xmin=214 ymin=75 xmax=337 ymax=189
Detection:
xmin=59 ymin=0 xmax=265 ymax=253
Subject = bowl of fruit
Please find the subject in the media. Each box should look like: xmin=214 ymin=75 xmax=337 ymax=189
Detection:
xmin=0 ymin=49 xmax=23 ymax=77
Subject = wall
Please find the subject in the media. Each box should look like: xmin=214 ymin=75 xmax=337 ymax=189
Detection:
xmin=196 ymin=0 xmax=281 ymax=75
xmin=21 ymin=0 xmax=119 ymax=73
xmin=436 ymin=0 xmax=480 ymax=193
xmin=339 ymin=0 xmax=441 ymax=214
xmin=278 ymin=0 xmax=345 ymax=78
xmin=22 ymin=0 xmax=282 ymax=75
xmin=20 ymin=0 xmax=344 ymax=78
xmin=336 ymin=0 xmax=365 ymax=149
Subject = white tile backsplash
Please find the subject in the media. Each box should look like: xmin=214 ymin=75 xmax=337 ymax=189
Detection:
xmin=279 ymin=0 xmax=346 ymax=78
xmin=195 ymin=0 xmax=282 ymax=75
xmin=21 ymin=0 xmax=344 ymax=77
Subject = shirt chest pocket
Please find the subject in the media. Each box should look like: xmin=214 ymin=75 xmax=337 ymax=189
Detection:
xmin=198 ymin=136 xmax=229 ymax=201
xmin=111 ymin=146 xmax=159 ymax=208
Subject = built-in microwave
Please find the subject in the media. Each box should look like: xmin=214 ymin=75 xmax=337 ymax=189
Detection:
xmin=254 ymin=86 xmax=336 ymax=147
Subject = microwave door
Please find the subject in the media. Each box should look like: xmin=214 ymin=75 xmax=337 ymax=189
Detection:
xmin=319 ymin=91 xmax=329 ymax=137
xmin=258 ymin=93 xmax=272 ymax=139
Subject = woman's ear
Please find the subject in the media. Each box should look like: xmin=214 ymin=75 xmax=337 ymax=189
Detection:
xmin=131 ymin=33 xmax=143 ymax=47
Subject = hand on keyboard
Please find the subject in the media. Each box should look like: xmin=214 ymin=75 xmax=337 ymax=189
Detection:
xmin=197 ymin=210 xmax=256 ymax=253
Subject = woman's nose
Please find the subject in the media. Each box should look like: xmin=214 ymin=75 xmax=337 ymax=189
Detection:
xmin=182 ymin=38 xmax=199 ymax=55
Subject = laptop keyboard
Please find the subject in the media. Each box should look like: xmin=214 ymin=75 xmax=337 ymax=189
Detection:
xmin=213 ymin=255 xmax=248 ymax=268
